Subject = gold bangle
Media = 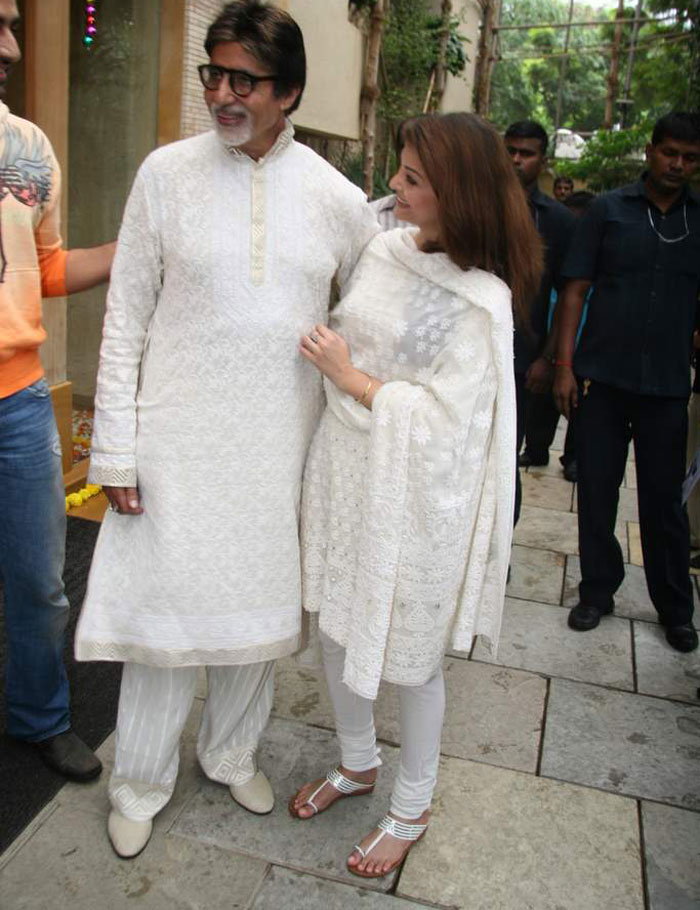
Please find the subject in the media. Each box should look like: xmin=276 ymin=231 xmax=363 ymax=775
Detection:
xmin=356 ymin=377 xmax=373 ymax=406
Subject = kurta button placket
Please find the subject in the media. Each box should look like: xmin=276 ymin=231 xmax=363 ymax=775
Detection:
xmin=250 ymin=162 xmax=266 ymax=287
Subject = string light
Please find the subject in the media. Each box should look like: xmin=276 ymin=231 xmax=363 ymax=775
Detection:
xmin=83 ymin=2 xmax=97 ymax=49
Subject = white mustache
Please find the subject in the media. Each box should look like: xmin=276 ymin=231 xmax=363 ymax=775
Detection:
xmin=211 ymin=104 xmax=249 ymax=119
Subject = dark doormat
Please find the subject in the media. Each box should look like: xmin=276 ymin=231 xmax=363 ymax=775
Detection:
xmin=0 ymin=516 xmax=121 ymax=855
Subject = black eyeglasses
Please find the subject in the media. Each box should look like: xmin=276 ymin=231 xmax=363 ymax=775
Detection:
xmin=197 ymin=64 xmax=278 ymax=97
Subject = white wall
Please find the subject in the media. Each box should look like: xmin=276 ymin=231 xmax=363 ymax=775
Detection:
xmin=287 ymin=0 xmax=364 ymax=139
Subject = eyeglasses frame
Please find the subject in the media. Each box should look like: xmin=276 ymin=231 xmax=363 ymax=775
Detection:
xmin=197 ymin=64 xmax=279 ymax=98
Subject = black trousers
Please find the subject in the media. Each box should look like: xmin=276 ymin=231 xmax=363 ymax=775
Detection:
xmin=524 ymin=390 xmax=576 ymax=467
xmin=576 ymin=380 xmax=693 ymax=626
xmin=514 ymin=372 xmax=526 ymax=526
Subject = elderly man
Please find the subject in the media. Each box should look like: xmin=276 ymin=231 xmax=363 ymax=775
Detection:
xmin=555 ymin=112 xmax=700 ymax=653
xmin=76 ymin=0 xmax=377 ymax=858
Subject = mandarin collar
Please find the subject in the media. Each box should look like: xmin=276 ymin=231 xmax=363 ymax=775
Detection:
xmin=222 ymin=118 xmax=294 ymax=163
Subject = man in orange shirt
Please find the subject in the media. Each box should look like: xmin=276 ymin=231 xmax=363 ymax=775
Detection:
xmin=0 ymin=0 xmax=115 ymax=779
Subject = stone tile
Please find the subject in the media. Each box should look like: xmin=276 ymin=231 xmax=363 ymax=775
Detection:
xmin=472 ymin=597 xmax=634 ymax=690
xmin=563 ymin=555 xmax=658 ymax=623
xmin=629 ymin=521 xmax=643 ymax=566
xmin=397 ymin=755 xmax=644 ymax=910
xmin=634 ymin=621 xmax=700 ymax=705
xmin=507 ymin=544 xmax=566 ymax=605
xmin=274 ymin=657 xmax=547 ymax=773
xmin=513 ymin=505 xmax=580 ymax=554
xmin=0 ymin=805 xmax=267 ymax=910
xmin=513 ymin=504 xmax=626 ymax=559
xmin=251 ymin=867 xmax=424 ymax=909
xmin=541 ymin=679 xmax=700 ymax=810
xmin=642 ymin=802 xmax=700 ymax=910
xmin=172 ymin=718 xmax=400 ymax=892
xmin=572 ymin=485 xmax=639 ymax=522
xmin=521 ymin=472 xmax=574 ymax=512
xmin=525 ymin=449 xmax=564 ymax=478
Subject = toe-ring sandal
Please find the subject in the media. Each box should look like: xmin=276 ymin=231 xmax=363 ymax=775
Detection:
xmin=348 ymin=814 xmax=428 ymax=879
xmin=288 ymin=767 xmax=375 ymax=819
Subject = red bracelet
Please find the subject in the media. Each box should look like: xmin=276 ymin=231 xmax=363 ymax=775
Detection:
xmin=555 ymin=360 xmax=573 ymax=368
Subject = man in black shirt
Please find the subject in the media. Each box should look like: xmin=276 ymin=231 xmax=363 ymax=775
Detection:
xmin=505 ymin=121 xmax=575 ymax=521
xmin=554 ymin=112 xmax=700 ymax=652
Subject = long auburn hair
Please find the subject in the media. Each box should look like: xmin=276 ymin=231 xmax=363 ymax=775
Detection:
xmin=400 ymin=113 xmax=543 ymax=327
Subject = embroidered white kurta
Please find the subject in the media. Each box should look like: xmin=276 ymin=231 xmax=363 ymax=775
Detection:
xmin=301 ymin=229 xmax=516 ymax=699
xmin=75 ymin=124 xmax=378 ymax=667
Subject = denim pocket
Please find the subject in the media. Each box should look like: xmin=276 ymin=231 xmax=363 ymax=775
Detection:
xmin=26 ymin=378 xmax=50 ymax=398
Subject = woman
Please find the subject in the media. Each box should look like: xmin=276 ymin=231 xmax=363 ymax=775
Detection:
xmin=290 ymin=113 xmax=542 ymax=878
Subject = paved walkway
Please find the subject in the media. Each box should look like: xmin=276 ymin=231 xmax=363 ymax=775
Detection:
xmin=2 ymin=423 xmax=699 ymax=909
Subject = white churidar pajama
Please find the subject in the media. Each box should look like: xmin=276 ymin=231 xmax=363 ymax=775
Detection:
xmin=320 ymin=632 xmax=444 ymax=818
xmin=110 ymin=660 xmax=274 ymax=821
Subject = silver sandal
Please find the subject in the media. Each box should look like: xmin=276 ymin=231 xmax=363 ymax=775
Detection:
xmin=349 ymin=814 xmax=428 ymax=879
xmin=289 ymin=767 xmax=375 ymax=818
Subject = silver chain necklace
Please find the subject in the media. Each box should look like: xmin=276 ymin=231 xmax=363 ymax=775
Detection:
xmin=647 ymin=203 xmax=690 ymax=243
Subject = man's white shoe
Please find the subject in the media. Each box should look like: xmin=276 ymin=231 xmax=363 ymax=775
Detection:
xmin=108 ymin=809 xmax=153 ymax=859
xmin=230 ymin=769 xmax=274 ymax=814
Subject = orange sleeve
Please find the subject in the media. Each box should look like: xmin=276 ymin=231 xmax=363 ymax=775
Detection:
xmin=39 ymin=246 xmax=68 ymax=298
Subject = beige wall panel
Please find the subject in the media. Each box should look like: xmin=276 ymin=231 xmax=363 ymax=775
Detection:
xmin=288 ymin=0 xmax=363 ymax=140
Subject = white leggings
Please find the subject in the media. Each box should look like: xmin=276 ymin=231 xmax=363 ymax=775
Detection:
xmin=320 ymin=630 xmax=445 ymax=819
xmin=110 ymin=660 xmax=274 ymax=821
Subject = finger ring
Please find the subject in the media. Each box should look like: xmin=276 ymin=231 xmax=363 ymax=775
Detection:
xmin=109 ymin=502 xmax=120 ymax=513
xmin=310 ymin=334 xmax=319 ymax=343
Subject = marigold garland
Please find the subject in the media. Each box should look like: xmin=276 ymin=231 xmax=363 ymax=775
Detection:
xmin=65 ymin=483 xmax=102 ymax=513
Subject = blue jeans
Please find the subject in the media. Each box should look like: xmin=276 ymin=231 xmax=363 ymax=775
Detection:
xmin=0 ymin=378 xmax=71 ymax=741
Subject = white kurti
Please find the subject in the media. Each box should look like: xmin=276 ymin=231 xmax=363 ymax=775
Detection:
xmin=75 ymin=123 xmax=378 ymax=667
xmin=301 ymin=229 xmax=516 ymax=700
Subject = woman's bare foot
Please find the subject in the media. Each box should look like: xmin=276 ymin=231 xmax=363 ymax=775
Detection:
xmin=347 ymin=809 xmax=430 ymax=877
xmin=288 ymin=766 xmax=377 ymax=819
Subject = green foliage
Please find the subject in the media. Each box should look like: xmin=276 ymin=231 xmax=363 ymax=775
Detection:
xmin=491 ymin=0 xmax=608 ymax=133
xmin=426 ymin=15 xmax=470 ymax=77
xmin=379 ymin=0 xmax=435 ymax=122
xmin=342 ymin=150 xmax=393 ymax=197
xmin=557 ymin=120 xmax=652 ymax=191
xmin=490 ymin=0 xmax=697 ymax=136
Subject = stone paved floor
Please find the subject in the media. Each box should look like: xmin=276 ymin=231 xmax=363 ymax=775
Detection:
xmin=2 ymin=429 xmax=699 ymax=909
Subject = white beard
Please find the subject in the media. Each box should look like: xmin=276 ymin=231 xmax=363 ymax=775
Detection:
xmin=210 ymin=105 xmax=253 ymax=148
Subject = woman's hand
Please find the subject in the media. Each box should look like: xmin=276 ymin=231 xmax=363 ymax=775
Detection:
xmin=300 ymin=324 xmax=356 ymax=392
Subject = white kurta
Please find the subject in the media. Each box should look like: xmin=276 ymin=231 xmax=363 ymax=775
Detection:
xmin=301 ymin=229 xmax=516 ymax=700
xmin=75 ymin=123 xmax=378 ymax=667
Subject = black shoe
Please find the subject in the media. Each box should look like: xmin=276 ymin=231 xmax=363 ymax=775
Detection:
xmin=563 ymin=460 xmax=578 ymax=483
xmin=664 ymin=623 xmax=698 ymax=653
xmin=519 ymin=451 xmax=549 ymax=468
xmin=35 ymin=730 xmax=102 ymax=782
xmin=567 ymin=602 xmax=613 ymax=631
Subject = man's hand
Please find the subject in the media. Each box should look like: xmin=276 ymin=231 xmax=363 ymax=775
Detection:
xmin=103 ymin=485 xmax=143 ymax=515
xmin=553 ymin=366 xmax=578 ymax=419
xmin=525 ymin=356 xmax=554 ymax=394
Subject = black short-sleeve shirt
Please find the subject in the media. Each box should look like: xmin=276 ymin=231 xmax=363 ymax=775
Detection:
xmin=561 ymin=177 xmax=700 ymax=398
xmin=514 ymin=187 xmax=575 ymax=374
